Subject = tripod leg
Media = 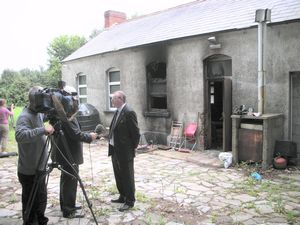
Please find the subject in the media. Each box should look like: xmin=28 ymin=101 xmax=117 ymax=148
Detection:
xmin=77 ymin=176 xmax=98 ymax=224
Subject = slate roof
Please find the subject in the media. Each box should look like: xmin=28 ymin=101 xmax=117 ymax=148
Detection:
xmin=64 ymin=0 xmax=300 ymax=62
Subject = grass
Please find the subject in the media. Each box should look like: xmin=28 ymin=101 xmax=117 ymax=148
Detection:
xmin=230 ymin=171 xmax=299 ymax=223
xmin=8 ymin=193 xmax=17 ymax=203
xmin=94 ymin=207 xmax=112 ymax=217
xmin=174 ymin=185 xmax=186 ymax=194
xmin=144 ymin=212 xmax=167 ymax=225
xmin=136 ymin=191 xmax=150 ymax=203
xmin=7 ymin=106 xmax=54 ymax=153
xmin=7 ymin=106 xmax=23 ymax=152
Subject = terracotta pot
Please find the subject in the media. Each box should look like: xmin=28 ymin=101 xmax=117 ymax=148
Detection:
xmin=273 ymin=156 xmax=287 ymax=169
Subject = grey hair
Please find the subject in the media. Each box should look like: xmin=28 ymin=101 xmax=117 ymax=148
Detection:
xmin=114 ymin=90 xmax=126 ymax=102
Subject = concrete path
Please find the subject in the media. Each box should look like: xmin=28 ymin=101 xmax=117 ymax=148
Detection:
xmin=0 ymin=140 xmax=299 ymax=225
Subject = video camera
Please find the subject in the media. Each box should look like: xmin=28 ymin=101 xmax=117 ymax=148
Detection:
xmin=34 ymin=87 xmax=79 ymax=121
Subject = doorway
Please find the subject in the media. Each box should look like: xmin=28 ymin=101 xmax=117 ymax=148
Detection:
xmin=290 ymin=71 xmax=300 ymax=165
xmin=204 ymin=54 xmax=232 ymax=151
xmin=209 ymin=81 xmax=223 ymax=148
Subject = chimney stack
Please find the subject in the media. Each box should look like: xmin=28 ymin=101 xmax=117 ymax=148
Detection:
xmin=104 ymin=10 xmax=126 ymax=28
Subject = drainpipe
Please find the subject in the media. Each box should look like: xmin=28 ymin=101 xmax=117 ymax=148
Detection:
xmin=255 ymin=9 xmax=271 ymax=115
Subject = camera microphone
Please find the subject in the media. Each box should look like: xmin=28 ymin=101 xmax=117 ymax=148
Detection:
xmin=94 ymin=124 xmax=108 ymax=139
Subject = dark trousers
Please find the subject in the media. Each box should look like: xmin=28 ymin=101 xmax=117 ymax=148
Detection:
xmin=111 ymin=152 xmax=135 ymax=206
xmin=18 ymin=172 xmax=48 ymax=225
xmin=59 ymin=164 xmax=79 ymax=214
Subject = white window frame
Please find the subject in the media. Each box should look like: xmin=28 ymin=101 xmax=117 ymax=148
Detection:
xmin=77 ymin=73 xmax=87 ymax=103
xmin=107 ymin=68 xmax=120 ymax=110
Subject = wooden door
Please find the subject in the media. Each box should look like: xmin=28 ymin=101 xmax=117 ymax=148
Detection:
xmin=223 ymin=78 xmax=232 ymax=151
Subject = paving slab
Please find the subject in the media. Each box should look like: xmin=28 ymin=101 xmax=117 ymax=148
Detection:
xmin=0 ymin=140 xmax=299 ymax=225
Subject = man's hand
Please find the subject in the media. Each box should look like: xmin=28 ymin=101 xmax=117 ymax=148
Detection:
xmin=45 ymin=124 xmax=54 ymax=135
xmin=89 ymin=132 xmax=97 ymax=141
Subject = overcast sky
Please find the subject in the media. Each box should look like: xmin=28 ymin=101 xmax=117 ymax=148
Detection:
xmin=0 ymin=0 xmax=193 ymax=73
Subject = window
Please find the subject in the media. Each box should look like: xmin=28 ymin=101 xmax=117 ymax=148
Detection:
xmin=77 ymin=73 xmax=87 ymax=103
xmin=144 ymin=62 xmax=169 ymax=117
xmin=207 ymin=57 xmax=232 ymax=78
xmin=108 ymin=68 xmax=120 ymax=110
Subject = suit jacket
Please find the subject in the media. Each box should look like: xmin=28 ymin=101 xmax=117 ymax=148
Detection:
xmin=108 ymin=104 xmax=140 ymax=161
xmin=53 ymin=118 xmax=93 ymax=165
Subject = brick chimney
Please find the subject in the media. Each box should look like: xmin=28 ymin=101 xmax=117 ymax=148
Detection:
xmin=104 ymin=10 xmax=126 ymax=28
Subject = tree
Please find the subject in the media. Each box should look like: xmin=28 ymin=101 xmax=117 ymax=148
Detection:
xmin=0 ymin=35 xmax=87 ymax=106
xmin=89 ymin=29 xmax=102 ymax=39
xmin=47 ymin=35 xmax=86 ymax=82
xmin=0 ymin=69 xmax=31 ymax=106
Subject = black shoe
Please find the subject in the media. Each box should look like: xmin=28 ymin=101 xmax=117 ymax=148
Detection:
xmin=63 ymin=211 xmax=85 ymax=218
xmin=118 ymin=203 xmax=133 ymax=212
xmin=38 ymin=216 xmax=49 ymax=225
xmin=111 ymin=197 xmax=125 ymax=203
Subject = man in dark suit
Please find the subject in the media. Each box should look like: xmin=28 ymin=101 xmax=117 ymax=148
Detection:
xmin=52 ymin=86 xmax=97 ymax=218
xmin=108 ymin=90 xmax=140 ymax=212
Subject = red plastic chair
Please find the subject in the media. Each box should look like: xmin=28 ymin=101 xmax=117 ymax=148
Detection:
xmin=180 ymin=122 xmax=197 ymax=150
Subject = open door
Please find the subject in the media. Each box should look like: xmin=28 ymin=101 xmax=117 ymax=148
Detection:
xmin=204 ymin=54 xmax=232 ymax=151
xmin=223 ymin=77 xmax=232 ymax=151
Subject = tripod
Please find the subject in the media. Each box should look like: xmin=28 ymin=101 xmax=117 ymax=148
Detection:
xmin=24 ymin=121 xmax=98 ymax=224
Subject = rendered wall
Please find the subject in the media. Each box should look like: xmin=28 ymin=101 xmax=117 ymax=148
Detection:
xmin=62 ymin=21 xmax=300 ymax=144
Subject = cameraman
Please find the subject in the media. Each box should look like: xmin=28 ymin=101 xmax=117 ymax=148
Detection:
xmin=15 ymin=86 xmax=54 ymax=225
xmin=52 ymin=86 xmax=97 ymax=219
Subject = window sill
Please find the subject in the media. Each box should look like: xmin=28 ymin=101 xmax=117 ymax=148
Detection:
xmin=103 ymin=110 xmax=116 ymax=114
xmin=144 ymin=110 xmax=170 ymax=118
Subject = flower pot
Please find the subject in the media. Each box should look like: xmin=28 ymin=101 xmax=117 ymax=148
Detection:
xmin=273 ymin=156 xmax=287 ymax=169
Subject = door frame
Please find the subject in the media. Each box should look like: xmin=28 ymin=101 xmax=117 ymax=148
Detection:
xmin=289 ymin=71 xmax=300 ymax=139
xmin=203 ymin=54 xmax=232 ymax=151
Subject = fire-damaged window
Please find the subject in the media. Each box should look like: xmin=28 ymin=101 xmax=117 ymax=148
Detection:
xmin=144 ymin=62 xmax=170 ymax=117
xmin=107 ymin=68 xmax=120 ymax=110
xmin=77 ymin=73 xmax=87 ymax=103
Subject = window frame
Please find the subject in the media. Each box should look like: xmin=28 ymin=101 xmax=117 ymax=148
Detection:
xmin=144 ymin=62 xmax=170 ymax=117
xmin=77 ymin=73 xmax=87 ymax=103
xmin=107 ymin=68 xmax=120 ymax=110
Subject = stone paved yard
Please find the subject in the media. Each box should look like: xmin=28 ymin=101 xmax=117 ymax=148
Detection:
xmin=0 ymin=140 xmax=299 ymax=225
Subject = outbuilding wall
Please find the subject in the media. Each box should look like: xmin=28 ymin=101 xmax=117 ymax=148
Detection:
xmin=62 ymin=21 xmax=300 ymax=146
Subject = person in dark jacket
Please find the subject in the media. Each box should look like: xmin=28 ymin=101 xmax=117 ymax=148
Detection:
xmin=15 ymin=86 xmax=54 ymax=225
xmin=108 ymin=90 xmax=140 ymax=212
xmin=52 ymin=86 xmax=97 ymax=218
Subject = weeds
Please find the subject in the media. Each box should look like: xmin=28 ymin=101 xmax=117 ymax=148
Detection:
xmin=286 ymin=211 xmax=297 ymax=224
xmin=210 ymin=211 xmax=218 ymax=223
xmin=144 ymin=212 xmax=167 ymax=225
xmin=174 ymin=185 xmax=186 ymax=194
xmin=158 ymin=216 xmax=167 ymax=225
xmin=8 ymin=193 xmax=17 ymax=203
xmin=88 ymin=186 xmax=102 ymax=200
xmin=104 ymin=185 xmax=118 ymax=195
xmin=136 ymin=191 xmax=150 ymax=203
xmin=242 ymin=201 xmax=256 ymax=210
xmin=145 ymin=212 xmax=153 ymax=225
xmin=230 ymin=163 xmax=299 ymax=223
xmin=94 ymin=207 xmax=111 ymax=217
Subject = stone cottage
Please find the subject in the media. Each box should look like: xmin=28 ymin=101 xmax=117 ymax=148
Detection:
xmin=62 ymin=0 xmax=300 ymax=164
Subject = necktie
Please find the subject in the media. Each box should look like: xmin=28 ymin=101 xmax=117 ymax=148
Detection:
xmin=109 ymin=110 xmax=118 ymax=141
xmin=112 ymin=110 xmax=119 ymax=130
